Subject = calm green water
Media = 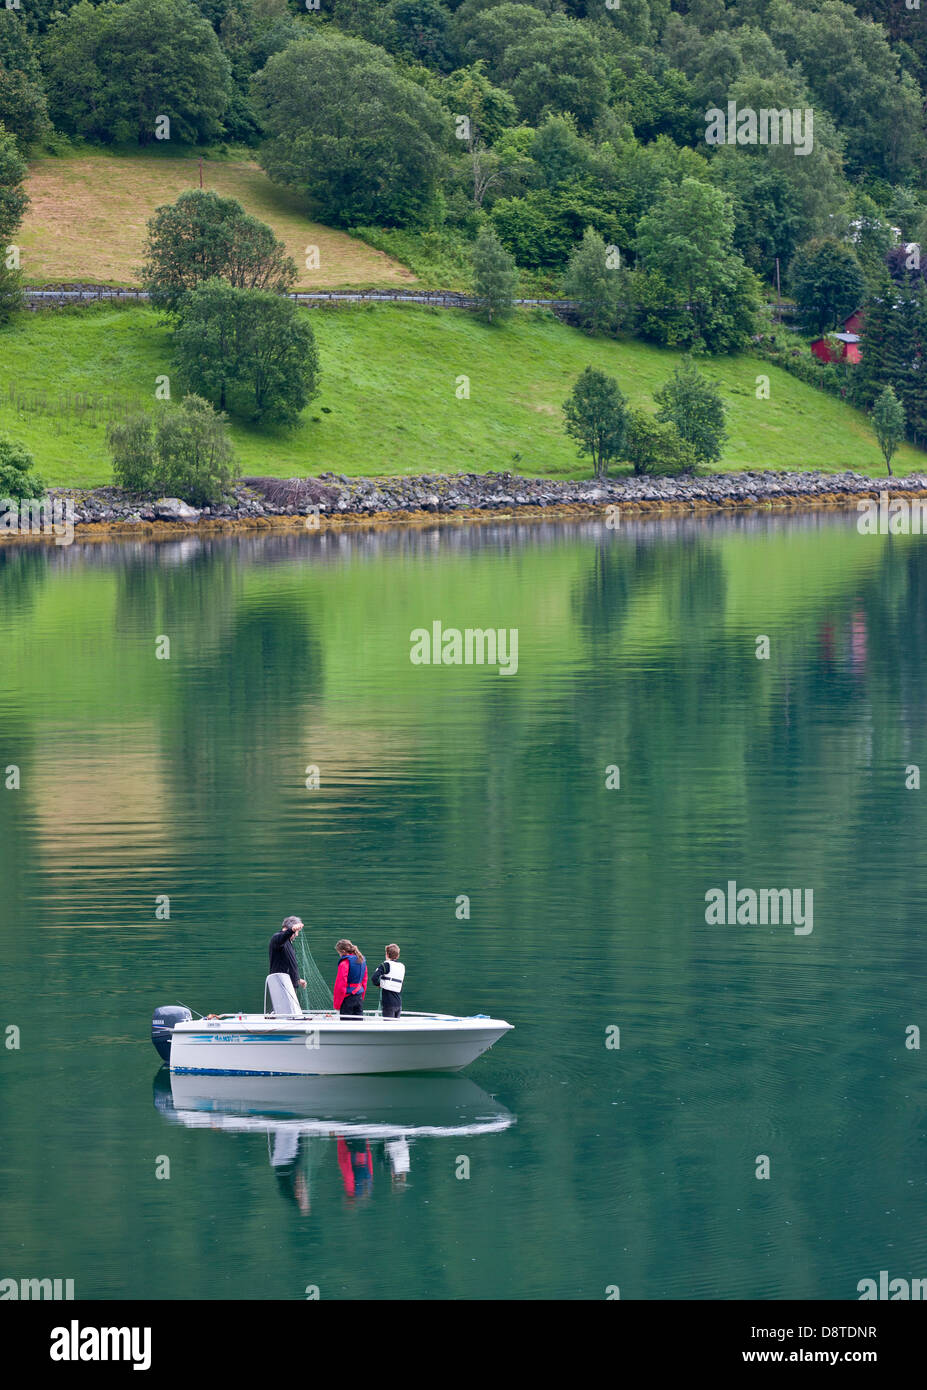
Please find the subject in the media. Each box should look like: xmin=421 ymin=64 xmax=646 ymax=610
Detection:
xmin=1 ymin=512 xmax=926 ymax=1301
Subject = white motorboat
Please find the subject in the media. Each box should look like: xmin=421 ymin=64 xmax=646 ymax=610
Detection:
xmin=151 ymin=1005 xmax=513 ymax=1076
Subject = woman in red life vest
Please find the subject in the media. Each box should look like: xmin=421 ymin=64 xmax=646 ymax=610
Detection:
xmin=333 ymin=939 xmax=367 ymax=1017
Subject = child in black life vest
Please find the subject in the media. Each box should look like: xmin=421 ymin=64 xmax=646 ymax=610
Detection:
xmin=372 ymin=944 xmax=405 ymax=1018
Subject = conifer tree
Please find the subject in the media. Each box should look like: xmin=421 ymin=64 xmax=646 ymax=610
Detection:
xmin=856 ymin=275 xmax=898 ymax=408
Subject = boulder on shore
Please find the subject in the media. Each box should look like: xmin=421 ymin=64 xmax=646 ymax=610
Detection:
xmin=154 ymin=498 xmax=201 ymax=522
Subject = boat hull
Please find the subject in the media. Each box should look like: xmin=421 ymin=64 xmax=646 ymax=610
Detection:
xmin=169 ymin=1012 xmax=512 ymax=1077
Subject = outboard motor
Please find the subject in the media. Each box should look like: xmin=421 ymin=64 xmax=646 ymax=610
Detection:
xmin=151 ymin=1005 xmax=192 ymax=1064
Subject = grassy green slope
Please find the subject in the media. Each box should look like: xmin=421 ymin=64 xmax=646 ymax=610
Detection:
xmin=1 ymin=302 xmax=923 ymax=486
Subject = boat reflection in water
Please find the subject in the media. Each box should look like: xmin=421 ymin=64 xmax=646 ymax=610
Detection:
xmin=153 ymin=1070 xmax=515 ymax=1208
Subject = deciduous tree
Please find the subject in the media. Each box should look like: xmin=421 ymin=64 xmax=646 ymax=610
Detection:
xmin=472 ymin=224 xmax=518 ymax=322
xmin=252 ymin=34 xmax=450 ymax=227
xmin=632 ymin=178 xmax=761 ymax=352
xmin=872 ymin=385 xmax=905 ymax=476
xmin=790 ymin=238 xmax=867 ymax=336
xmin=42 ymin=0 xmax=231 ymax=145
xmin=174 ymin=279 xmax=320 ymax=424
xmin=563 ymin=366 xmax=627 ymax=479
xmin=0 ymin=14 xmax=50 ymax=150
xmin=562 ymin=226 xmax=622 ymax=335
xmin=0 ymin=123 xmax=28 ymax=246
xmin=654 ymin=359 xmax=727 ymax=468
xmin=142 ymin=190 xmax=297 ymax=315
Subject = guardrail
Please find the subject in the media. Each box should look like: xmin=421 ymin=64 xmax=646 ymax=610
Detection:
xmin=22 ymin=285 xmax=754 ymax=323
xmin=23 ymin=285 xmax=581 ymax=310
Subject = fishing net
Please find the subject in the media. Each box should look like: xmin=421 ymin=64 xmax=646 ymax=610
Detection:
xmin=295 ymin=932 xmax=334 ymax=1012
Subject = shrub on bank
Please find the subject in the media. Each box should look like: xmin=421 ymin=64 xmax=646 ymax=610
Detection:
xmin=106 ymin=395 xmax=238 ymax=506
xmin=623 ymin=409 xmax=698 ymax=476
xmin=0 ymin=434 xmax=45 ymax=502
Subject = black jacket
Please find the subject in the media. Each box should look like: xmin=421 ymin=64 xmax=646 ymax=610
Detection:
xmin=269 ymin=927 xmax=300 ymax=990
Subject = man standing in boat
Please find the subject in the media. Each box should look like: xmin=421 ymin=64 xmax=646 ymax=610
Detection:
xmin=267 ymin=915 xmax=307 ymax=1014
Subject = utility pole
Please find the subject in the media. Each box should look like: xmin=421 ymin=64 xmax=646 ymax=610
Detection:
xmin=775 ymin=256 xmax=782 ymax=326
xmin=198 ymin=155 xmax=203 ymax=189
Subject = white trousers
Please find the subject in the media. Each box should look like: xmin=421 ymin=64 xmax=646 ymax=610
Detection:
xmin=265 ymin=972 xmax=301 ymax=1015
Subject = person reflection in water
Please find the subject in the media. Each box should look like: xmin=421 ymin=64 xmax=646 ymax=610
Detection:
xmin=269 ymin=1129 xmax=311 ymax=1214
xmin=337 ymin=1137 xmax=373 ymax=1200
xmin=384 ymin=1136 xmax=410 ymax=1188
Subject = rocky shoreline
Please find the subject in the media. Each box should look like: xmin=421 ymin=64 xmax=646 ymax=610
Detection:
xmin=4 ymin=469 xmax=926 ymax=541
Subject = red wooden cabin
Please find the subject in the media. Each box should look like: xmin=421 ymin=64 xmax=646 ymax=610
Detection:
xmin=810 ymin=309 xmax=864 ymax=364
xmin=811 ymin=332 xmax=861 ymax=364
